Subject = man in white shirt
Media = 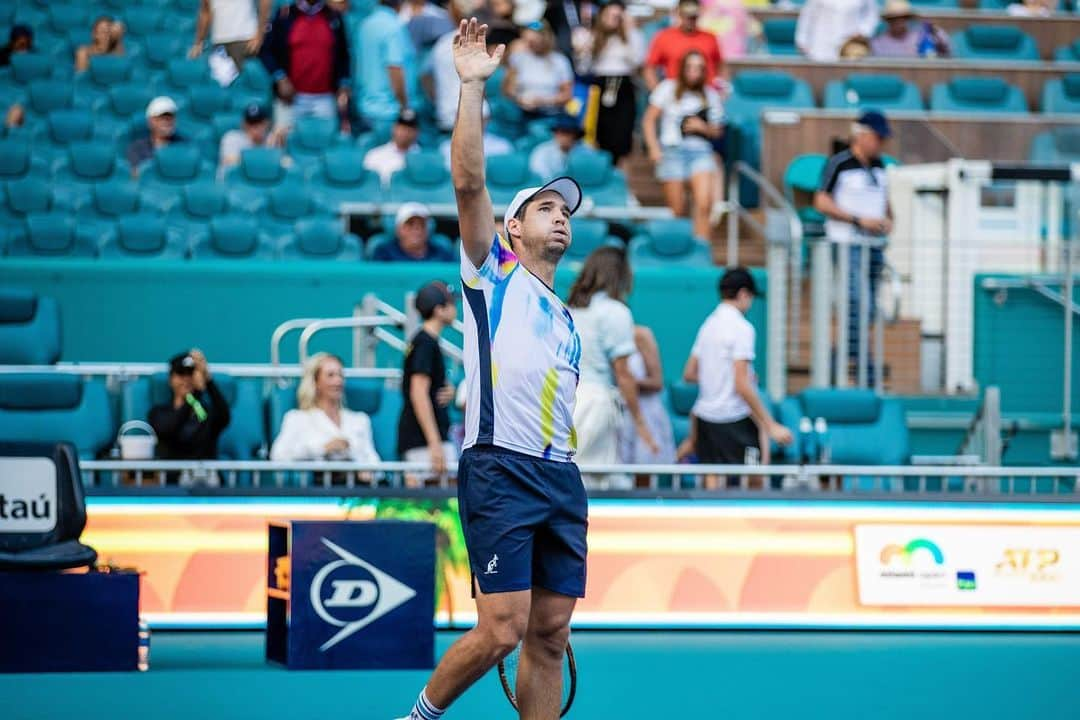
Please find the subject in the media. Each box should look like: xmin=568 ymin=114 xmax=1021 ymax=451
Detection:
xmin=528 ymin=114 xmax=583 ymax=179
xmin=679 ymin=268 xmax=791 ymax=487
xmin=362 ymin=108 xmax=420 ymax=186
xmin=218 ymin=103 xmax=279 ymax=178
xmin=189 ymin=0 xmax=273 ymax=68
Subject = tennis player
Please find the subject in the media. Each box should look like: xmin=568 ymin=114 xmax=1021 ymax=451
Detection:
xmin=397 ymin=17 xmax=587 ymax=720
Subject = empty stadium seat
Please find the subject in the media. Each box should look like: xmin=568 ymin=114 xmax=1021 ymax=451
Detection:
xmin=229 ymin=61 xmax=273 ymax=109
xmin=139 ymin=33 xmax=187 ymax=75
xmin=280 ymin=218 xmax=363 ymax=261
xmin=629 ymin=218 xmax=712 ymax=266
xmin=564 ymin=218 xmax=619 ymax=262
xmin=122 ymin=5 xmax=166 ymax=38
xmin=7 ymin=54 xmax=58 ymax=86
xmin=0 ymin=140 xmax=49 ymax=182
xmin=92 ymin=82 xmax=160 ymax=133
xmin=75 ymin=180 xmax=142 ymax=244
xmin=285 ymin=116 xmax=342 ymax=175
xmin=388 ymin=152 xmax=455 ymax=204
xmin=259 ymin=184 xmax=332 ymax=246
xmin=186 ymin=83 xmax=232 ymax=125
xmin=74 ymin=55 xmax=138 ymax=106
xmin=929 ymin=77 xmax=1028 ymax=114
xmin=309 ymin=149 xmax=383 ymax=211
xmin=0 ymin=375 xmax=113 ymax=459
xmin=1028 ymin=127 xmax=1080 ymax=164
xmin=666 ymin=381 xmax=697 ymax=447
xmin=101 ymin=212 xmax=187 ymax=259
xmin=1042 ymin=75 xmax=1080 ymax=114
xmin=778 ymin=389 xmax=910 ymax=466
xmin=7 ymin=213 xmax=98 ymax=258
xmin=268 ymin=379 xmax=400 ymax=461
xmin=224 ymin=147 xmax=301 ymax=211
xmin=761 ymin=18 xmax=798 ymax=55
xmin=137 ymin=143 xmax=215 ymax=207
xmin=52 ymin=143 xmax=130 ymax=209
xmin=44 ymin=2 xmax=90 ymax=35
xmin=486 ymin=154 xmax=542 ymax=206
xmin=36 ymin=110 xmax=96 ymax=163
xmin=191 ymin=215 xmax=276 ymax=260
xmin=0 ymin=178 xmax=60 ymax=225
xmin=163 ymin=180 xmax=231 ymax=241
xmin=951 ymin=26 xmax=1039 ymax=62
xmin=783 ymin=153 xmax=828 ymax=237
xmin=823 ymin=74 xmax=924 ymax=111
xmin=1055 ymin=40 xmax=1080 ymax=63
xmin=566 ymin=149 xmax=631 ymax=207
xmin=23 ymin=80 xmax=75 ymax=123
xmin=154 ymin=58 xmax=211 ymax=97
xmin=122 ymin=373 xmax=265 ymax=460
xmin=0 ymin=288 xmax=61 ymax=365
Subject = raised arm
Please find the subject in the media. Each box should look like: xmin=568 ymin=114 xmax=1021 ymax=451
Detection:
xmin=451 ymin=18 xmax=505 ymax=268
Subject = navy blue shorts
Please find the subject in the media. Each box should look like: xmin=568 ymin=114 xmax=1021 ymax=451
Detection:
xmin=457 ymin=445 xmax=588 ymax=598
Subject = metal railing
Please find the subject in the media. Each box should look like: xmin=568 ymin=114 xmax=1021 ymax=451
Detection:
xmin=79 ymin=460 xmax=1080 ymax=498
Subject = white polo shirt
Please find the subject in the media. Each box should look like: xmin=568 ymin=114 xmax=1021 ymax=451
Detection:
xmin=690 ymin=302 xmax=756 ymax=424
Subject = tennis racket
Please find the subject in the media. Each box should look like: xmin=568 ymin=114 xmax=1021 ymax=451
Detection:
xmin=497 ymin=641 xmax=576 ymax=717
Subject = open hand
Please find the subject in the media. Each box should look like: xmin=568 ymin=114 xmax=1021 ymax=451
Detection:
xmin=453 ymin=17 xmax=505 ymax=84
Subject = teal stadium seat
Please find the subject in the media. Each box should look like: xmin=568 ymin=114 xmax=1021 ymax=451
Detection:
xmin=137 ymin=143 xmax=215 ymax=208
xmin=74 ymin=55 xmax=138 ymax=107
xmin=564 ymin=218 xmax=620 ymax=263
xmin=0 ymin=375 xmax=113 ymax=459
xmin=100 ymin=212 xmax=187 ymax=259
xmin=629 ymin=218 xmax=712 ymax=267
xmin=306 ymin=149 xmax=383 ymax=212
xmin=285 ymin=116 xmax=342 ymax=176
xmin=761 ymin=18 xmax=798 ymax=55
xmin=52 ymin=143 xmax=130 ymax=209
xmin=36 ymin=110 xmax=96 ymax=166
xmin=0 ymin=288 xmax=61 ymax=364
xmin=185 ymin=83 xmax=233 ymax=127
xmin=666 ymin=381 xmax=697 ymax=447
xmin=123 ymin=373 xmax=265 ymax=459
xmin=259 ymin=184 xmax=332 ymax=247
xmin=389 ymin=151 xmax=455 ymax=204
xmin=726 ymin=71 xmax=816 ymax=207
xmin=230 ymin=61 xmax=274 ymax=109
xmin=44 ymin=2 xmax=89 ymax=36
xmin=778 ymin=388 xmax=910 ymax=467
xmin=1042 ymin=74 xmax=1080 ymax=114
xmin=93 ymin=82 xmax=159 ymax=137
xmin=23 ymin=80 xmax=75 ymax=124
xmin=154 ymin=58 xmax=211 ymax=98
xmin=929 ymin=77 xmax=1028 ymax=114
xmin=268 ymin=378 xmax=401 ymax=461
xmin=191 ymin=214 xmax=276 ymax=260
xmin=121 ymin=5 xmax=166 ymax=39
xmin=280 ymin=218 xmax=363 ymax=261
xmin=75 ymin=180 xmax=142 ymax=245
xmin=163 ymin=180 xmax=231 ymax=243
xmin=783 ymin=153 xmax=828 ymax=238
xmin=823 ymin=74 xmax=924 ymax=111
xmin=566 ymin=149 xmax=631 ymax=207
xmin=0 ymin=178 xmax=60 ymax=226
xmin=139 ymin=33 xmax=187 ymax=75
xmin=1029 ymin=127 xmax=1080 ymax=164
xmin=7 ymin=213 xmax=98 ymax=258
xmin=224 ymin=148 xmax=302 ymax=212
xmin=951 ymin=26 xmax=1039 ymax=62
xmin=486 ymin=154 xmax=542 ymax=206
xmin=0 ymin=140 xmax=49 ymax=181
xmin=1055 ymin=40 xmax=1080 ymax=63
xmin=8 ymin=53 xmax=59 ymax=87
xmin=513 ymin=122 xmax=553 ymax=154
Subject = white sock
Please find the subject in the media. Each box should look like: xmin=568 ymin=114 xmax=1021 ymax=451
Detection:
xmin=409 ymin=688 xmax=445 ymax=720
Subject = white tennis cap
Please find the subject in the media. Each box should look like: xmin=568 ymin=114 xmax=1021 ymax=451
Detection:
xmin=146 ymin=96 xmax=178 ymax=118
xmin=502 ymin=176 xmax=583 ymax=231
xmin=395 ymin=201 xmax=431 ymax=228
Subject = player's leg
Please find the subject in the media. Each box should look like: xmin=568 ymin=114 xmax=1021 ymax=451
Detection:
xmin=421 ymin=584 xmax=531 ymax=709
xmin=516 ymin=587 xmax=576 ymax=720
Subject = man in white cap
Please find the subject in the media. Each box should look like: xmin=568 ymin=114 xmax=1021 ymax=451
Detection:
xmin=372 ymin=202 xmax=454 ymax=262
xmin=126 ymin=96 xmax=187 ymax=175
xmin=396 ymin=17 xmax=585 ymax=720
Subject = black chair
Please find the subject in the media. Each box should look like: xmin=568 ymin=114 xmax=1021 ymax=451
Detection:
xmin=0 ymin=441 xmax=97 ymax=570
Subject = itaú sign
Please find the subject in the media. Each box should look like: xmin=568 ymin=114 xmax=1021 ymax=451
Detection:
xmin=0 ymin=458 xmax=57 ymax=533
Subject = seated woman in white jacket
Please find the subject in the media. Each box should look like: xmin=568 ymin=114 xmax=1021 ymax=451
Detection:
xmin=270 ymin=353 xmax=381 ymax=464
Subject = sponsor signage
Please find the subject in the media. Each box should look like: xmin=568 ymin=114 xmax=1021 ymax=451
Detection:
xmin=0 ymin=458 xmax=57 ymax=533
xmin=855 ymin=524 xmax=1080 ymax=607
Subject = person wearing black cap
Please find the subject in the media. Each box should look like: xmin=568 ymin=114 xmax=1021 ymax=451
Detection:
xmin=678 ymin=268 xmax=792 ymax=488
xmin=0 ymin=25 xmax=32 ymax=67
xmin=218 ymin=103 xmax=277 ymax=175
xmin=528 ymin=113 xmax=584 ymax=179
xmin=148 ymin=350 xmax=232 ymax=464
xmin=814 ymin=109 xmax=893 ymax=380
xmin=398 ymin=281 xmax=458 ymax=477
xmin=362 ymin=107 xmax=420 ymax=186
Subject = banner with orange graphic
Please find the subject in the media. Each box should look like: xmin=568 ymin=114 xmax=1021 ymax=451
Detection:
xmin=83 ymin=498 xmax=1080 ymax=629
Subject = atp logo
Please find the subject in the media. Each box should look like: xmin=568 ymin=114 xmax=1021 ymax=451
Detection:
xmin=310 ymin=538 xmax=417 ymax=652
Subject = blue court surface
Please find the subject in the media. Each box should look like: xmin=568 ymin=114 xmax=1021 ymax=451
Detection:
xmin=4 ymin=630 xmax=1078 ymax=719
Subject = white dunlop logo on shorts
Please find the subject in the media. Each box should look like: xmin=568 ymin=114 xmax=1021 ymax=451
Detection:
xmin=485 ymin=554 xmax=499 ymax=575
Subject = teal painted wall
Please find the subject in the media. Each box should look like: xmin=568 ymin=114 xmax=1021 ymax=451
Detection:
xmin=0 ymin=260 xmax=767 ymax=384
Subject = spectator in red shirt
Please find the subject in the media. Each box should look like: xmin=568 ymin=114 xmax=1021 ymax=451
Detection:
xmin=259 ymin=0 xmax=352 ymax=132
xmin=643 ymin=0 xmax=724 ymax=91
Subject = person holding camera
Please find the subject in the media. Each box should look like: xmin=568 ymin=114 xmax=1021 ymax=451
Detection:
xmin=75 ymin=15 xmax=126 ymax=72
xmin=148 ymin=350 xmax=232 ymax=461
xmin=642 ymin=50 xmax=724 ymax=242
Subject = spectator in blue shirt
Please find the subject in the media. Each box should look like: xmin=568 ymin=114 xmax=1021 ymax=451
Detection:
xmin=357 ymin=0 xmax=418 ymax=126
xmin=371 ymin=202 xmax=455 ymax=262
xmin=528 ymin=114 xmax=584 ymax=179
